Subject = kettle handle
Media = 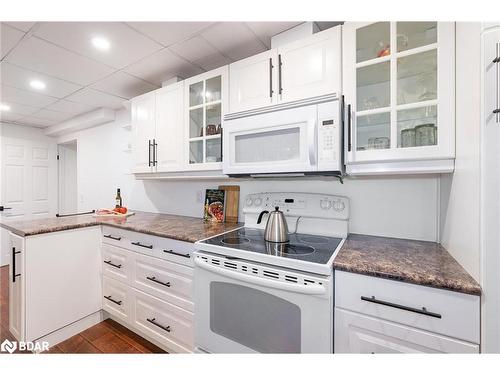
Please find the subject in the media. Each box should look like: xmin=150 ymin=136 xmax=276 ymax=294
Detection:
xmin=257 ymin=210 xmax=269 ymax=224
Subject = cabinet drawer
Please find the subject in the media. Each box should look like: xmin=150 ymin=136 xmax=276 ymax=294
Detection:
xmin=334 ymin=308 xmax=479 ymax=353
xmin=102 ymin=227 xmax=128 ymax=247
xmin=102 ymin=244 xmax=131 ymax=282
xmin=103 ymin=276 xmax=130 ymax=322
xmin=131 ymin=288 xmax=194 ymax=353
xmin=335 ymin=271 xmax=480 ymax=344
xmin=131 ymin=252 xmax=194 ymax=312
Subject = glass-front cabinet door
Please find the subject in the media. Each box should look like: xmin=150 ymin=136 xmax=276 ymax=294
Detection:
xmin=343 ymin=22 xmax=455 ymax=172
xmin=184 ymin=66 xmax=228 ymax=171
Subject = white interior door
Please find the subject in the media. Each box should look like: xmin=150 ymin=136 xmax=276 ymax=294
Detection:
xmin=57 ymin=141 xmax=78 ymax=215
xmin=0 ymin=123 xmax=57 ymax=265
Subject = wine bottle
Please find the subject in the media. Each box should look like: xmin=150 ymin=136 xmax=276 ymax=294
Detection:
xmin=115 ymin=188 xmax=122 ymax=208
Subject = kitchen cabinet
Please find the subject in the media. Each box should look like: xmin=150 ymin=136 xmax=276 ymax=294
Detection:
xmin=8 ymin=227 xmax=102 ymax=343
xmin=184 ymin=66 xmax=228 ymax=170
xmin=342 ymin=22 xmax=456 ymax=175
xmin=334 ymin=271 xmax=480 ymax=353
xmin=131 ymin=82 xmax=184 ymax=174
xmin=99 ymin=228 xmax=195 ymax=353
xmin=229 ymin=26 xmax=341 ymax=114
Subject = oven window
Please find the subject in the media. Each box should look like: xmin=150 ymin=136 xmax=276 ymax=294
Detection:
xmin=210 ymin=282 xmax=301 ymax=353
xmin=234 ymin=127 xmax=300 ymax=163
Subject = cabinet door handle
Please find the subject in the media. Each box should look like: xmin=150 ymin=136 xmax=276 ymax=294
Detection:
xmin=163 ymin=249 xmax=191 ymax=258
xmin=104 ymin=295 xmax=122 ymax=306
xmin=104 ymin=260 xmax=122 ymax=269
xmin=131 ymin=241 xmax=153 ymax=249
xmin=0 ymin=206 xmax=12 ymax=211
xmin=148 ymin=140 xmax=152 ymax=167
xmin=347 ymin=104 xmax=352 ymax=152
xmin=361 ymin=296 xmax=441 ymax=319
xmin=152 ymin=139 xmax=157 ymax=166
xmin=11 ymin=247 xmax=21 ymax=283
xmin=147 ymin=318 xmax=171 ymax=332
xmin=269 ymin=58 xmax=274 ymax=98
xmin=495 ymin=43 xmax=500 ymax=123
xmin=103 ymin=234 xmax=121 ymax=241
xmin=278 ymin=54 xmax=283 ymax=95
xmin=146 ymin=276 xmax=171 ymax=288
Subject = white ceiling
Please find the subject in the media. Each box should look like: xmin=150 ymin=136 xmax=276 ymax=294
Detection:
xmin=0 ymin=21 xmax=339 ymax=128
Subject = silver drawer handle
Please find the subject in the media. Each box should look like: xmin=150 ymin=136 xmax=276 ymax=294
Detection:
xmin=104 ymin=260 xmax=122 ymax=269
xmin=163 ymin=249 xmax=190 ymax=258
xmin=104 ymin=234 xmax=121 ymax=241
xmin=104 ymin=295 xmax=122 ymax=306
xmin=131 ymin=241 xmax=153 ymax=249
xmin=147 ymin=318 xmax=170 ymax=332
xmin=146 ymin=276 xmax=171 ymax=288
xmin=361 ymin=296 xmax=441 ymax=319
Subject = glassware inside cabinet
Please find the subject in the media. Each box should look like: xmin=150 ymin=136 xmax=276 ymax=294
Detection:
xmin=356 ymin=22 xmax=391 ymax=63
xmin=356 ymin=61 xmax=391 ymax=111
xmin=397 ymin=49 xmax=437 ymax=105
xmin=397 ymin=105 xmax=437 ymax=148
xmin=397 ymin=22 xmax=437 ymax=52
xmin=356 ymin=112 xmax=391 ymax=151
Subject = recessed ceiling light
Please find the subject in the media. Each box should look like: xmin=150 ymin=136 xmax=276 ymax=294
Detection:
xmin=30 ymin=80 xmax=46 ymax=90
xmin=91 ymin=37 xmax=110 ymax=51
xmin=0 ymin=103 xmax=11 ymax=111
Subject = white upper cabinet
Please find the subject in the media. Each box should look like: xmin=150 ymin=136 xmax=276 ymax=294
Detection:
xmin=279 ymin=27 xmax=341 ymax=104
xmin=155 ymin=82 xmax=184 ymax=172
xmin=229 ymin=49 xmax=278 ymax=113
xmin=343 ymin=22 xmax=455 ymax=175
xmin=229 ymin=26 xmax=341 ymax=114
xmin=131 ymin=91 xmax=156 ymax=174
xmin=184 ymin=66 xmax=228 ymax=171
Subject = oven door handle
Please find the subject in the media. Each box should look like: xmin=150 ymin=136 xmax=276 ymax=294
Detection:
xmin=194 ymin=258 xmax=326 ymax=295
xmin=307 ymin=119 xmax=317 ymax=166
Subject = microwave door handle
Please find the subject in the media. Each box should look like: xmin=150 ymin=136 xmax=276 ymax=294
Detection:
xmin=194 ymin=258 xmax=326 ymax=296
xmin=307 ymin=119 xmax=317 ymax=166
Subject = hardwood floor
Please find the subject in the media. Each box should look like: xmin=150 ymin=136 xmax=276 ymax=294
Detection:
xmin=0 ymin=265 xmax=165 ymax=354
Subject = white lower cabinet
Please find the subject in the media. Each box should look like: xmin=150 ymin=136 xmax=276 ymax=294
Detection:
xmin=334 ymin=271 xmax=481 ymax=353
xmin=335 ymin=309 xmax=479 ymax=353
xmin=100 ymin=228 xmax=195 ymax=353
xmin=9 ymin=233 xmax=24 ymax=341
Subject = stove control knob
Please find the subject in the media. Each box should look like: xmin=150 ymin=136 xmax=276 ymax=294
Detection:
xmin=333 ymin=201 xmax=345 ymax=211
xmin=245 ymin=198 xmax=253 ymax=206
xmin=254 ymin=198 xmax=262 ymax=206
xmin=320 ymin=199 xmax=331 ymax=210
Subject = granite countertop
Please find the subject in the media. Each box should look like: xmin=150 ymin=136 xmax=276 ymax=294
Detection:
xmin=333 ymin=234 xmax=481 ymax=296
xmin=0 ymin=211 xmax=242 ymax=243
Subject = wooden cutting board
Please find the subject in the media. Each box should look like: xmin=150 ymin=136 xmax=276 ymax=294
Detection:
xmin=218 ymin=185 xmax=240 ymax=223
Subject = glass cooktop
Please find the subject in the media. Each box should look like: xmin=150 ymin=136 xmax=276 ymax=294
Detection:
xmin=201 ymin=227 xmax=343 ymax=265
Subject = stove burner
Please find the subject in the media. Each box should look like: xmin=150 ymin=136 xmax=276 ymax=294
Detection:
xmin=298 ymin=235 xmax=329 ymax=244
xmin=238 ymin=228 xmax=263 ymax=237
xmin=221 ymin=237 xmax=250 ymax=245
xmin=265 ymin=242 xmax=316 ymax=256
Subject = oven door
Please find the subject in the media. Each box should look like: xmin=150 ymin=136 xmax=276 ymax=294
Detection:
xmin=194 ymin=256 xmax=332 ymax=353
xmin=223 ymin=105 xmax=318 ymax=175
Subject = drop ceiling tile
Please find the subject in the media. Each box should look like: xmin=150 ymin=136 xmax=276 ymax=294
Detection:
xmin=6 ymin=36 xmax=115 ymax=85
xmin=0 ymin=62 xmax=82 ymax=98
xmin=193 ymin=52 xmax=231 ymax=71
xmin=91 ymin=71 xmax=158 ymax=99
xmin=246 ymin=22 xmax=302 ymax=48
xmin=170 ymin=36 xmax=219 ymax=62
xmin=1 ymin=84 xmax=58 ymax=108
xmin=0 ymin=101 xmax=39 ymax=116
xmin=65 ymin=88 xmax=125 ymax=109
xmin=18 ymin=115 xmax=56 ymax=127
xmin=45 ymin=99 xmax=96 ymax=115
xmin=201 ymin=23 xmax=267 ymax=61
xmin=1 ymin=23 xmax=25 ymax=59
xmin=126 ymin=22 xmax=214 ymax=47
xmin=125 ymin=48 xmax=202 ymax=85
xmin=5 ymin=22 xmax=36 ymax=32
xmin=34 ymin=22 xmax=163 ymax=69
xmin=31 ymin=108 xmax=73 ymax=122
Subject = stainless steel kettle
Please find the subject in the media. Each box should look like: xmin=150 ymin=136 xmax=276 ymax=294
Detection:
xmin=257 ymin=206 xmax=289 ymax=243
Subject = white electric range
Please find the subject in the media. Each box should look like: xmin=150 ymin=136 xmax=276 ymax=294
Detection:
xmin=193 ymin=192 xmax=350 ymax=353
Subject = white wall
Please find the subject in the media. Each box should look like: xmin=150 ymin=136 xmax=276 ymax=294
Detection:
xmin=439 ymin=23 xmax=482 ymax=282
xmin=60 ymin=110 xmax=440 ymax=242
xmin=57 ymin=142 xmax=78 ymax=214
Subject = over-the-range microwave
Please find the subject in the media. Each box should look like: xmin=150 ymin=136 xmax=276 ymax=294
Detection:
xmin=222 ymin=98 xmax=343 ymax=177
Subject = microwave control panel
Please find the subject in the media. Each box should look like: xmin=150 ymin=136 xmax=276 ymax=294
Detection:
xmin=317 ymin=100 xmax=341 ymax=171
